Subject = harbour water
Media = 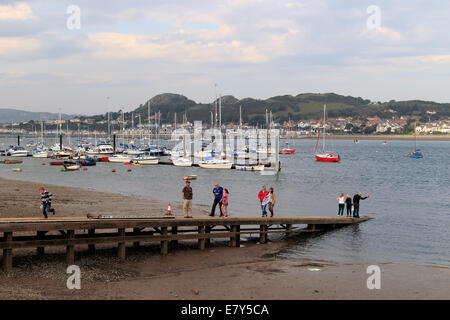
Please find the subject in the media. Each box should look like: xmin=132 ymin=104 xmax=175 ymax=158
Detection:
xmin=1 ymin=137 xmax=449 ymax=267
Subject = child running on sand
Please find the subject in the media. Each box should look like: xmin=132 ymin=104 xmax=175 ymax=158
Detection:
xmin=39 ymin=187 xmax=55 ymax=219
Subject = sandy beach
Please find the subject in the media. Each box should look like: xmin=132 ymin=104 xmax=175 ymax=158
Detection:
xmin=0 ymin=177 xmax=449 ymax=300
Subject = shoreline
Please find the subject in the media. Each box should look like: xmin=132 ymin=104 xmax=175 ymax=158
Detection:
xmin=0 ymin=177 xmax=449 ymax=299
xmin=292 ymin=134 xmax=450 ymax=141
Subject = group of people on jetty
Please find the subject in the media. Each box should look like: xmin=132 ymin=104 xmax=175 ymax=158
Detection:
xmin=182 ymin=181 xmax=231 ymax=218
xmin=337 ymin=193 xmax=370 ymax=218
xmin=37 ymin=184 xmax=366 ymax=220
xmin=181 ymin=181 xmax=276 ymax=218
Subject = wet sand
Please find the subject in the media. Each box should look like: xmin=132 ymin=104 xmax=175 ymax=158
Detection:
xmin=0 ymin=177 xmax=449 ymax=300
xmin=0 ymin=177 xmax=209 ymax=218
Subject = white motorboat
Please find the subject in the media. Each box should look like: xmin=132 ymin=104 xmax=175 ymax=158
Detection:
xmin=86 ymin=143 xmax=114 ymax=157
xmin=133 ymin=156 xmax=159 ymax=165
xmin=109 ymin=154 xmax=132 ymax=163
xmin=32 ymin=151 xmax=48 ymax=158
xmin=8 ymin=147 xmax=30 ymax=157
xmin=172 ymin=157 xmax=193 ymax=167
xmin=198 ymin=159 xmax=233 ymax=170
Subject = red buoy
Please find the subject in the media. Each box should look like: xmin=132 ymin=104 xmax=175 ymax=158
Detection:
xmin=41 ymin=163 xmax=45 ymax=166
xmin=127 ymin=168 xmax=132 ymax=172
xmin=83 ymin=167 xmax=87 ymax=171
xmin=112 ymin=169 xmax=116 ymax=172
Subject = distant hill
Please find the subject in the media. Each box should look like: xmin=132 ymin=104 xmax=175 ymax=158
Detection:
xmin=0 ymin=108 xmax=75 ymax=123
xmin=99 ymin=92 xmax=450 ymax=125
xmin=13 ymin=93 xmax=450 ymax=126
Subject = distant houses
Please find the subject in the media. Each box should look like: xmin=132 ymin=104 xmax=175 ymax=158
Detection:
xmin=1 ymin=113 xmax=450 ymax=135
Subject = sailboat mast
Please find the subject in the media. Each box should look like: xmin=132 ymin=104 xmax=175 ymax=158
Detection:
xmin=210 ymin=111 xmax=213 ymax=129
xmin=106 ymin=96 xmax=110 ymax=139
xmin=67 ymin=120 xmax=70 ymax=147
xmin=219 ymin=94 xmax=222 ymax=128
xmin=214 ymin=84 xmax=218 ymax=129
xmin=40 ymin=114 xmax=43 ymax=144
xmin=239 ymin=105 xmax=242 ymax=129
xmin=266 ymin=109 xmax=269 ymax=155
xmin=122 ymin=110 xmax=124 ymax=147
xmin=414 ymin=121 xmax=417 ymax=151
xmin=147 ymin=100 xmax=151 ymax=145
xmin=174 ymin=113 xmax=177 ymax=132
xmin=322 ymin=104 xmax=326 ymax=152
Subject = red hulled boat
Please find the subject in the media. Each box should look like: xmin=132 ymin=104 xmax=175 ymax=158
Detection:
xmin=314 ymin=105 xmax=341 ymax=163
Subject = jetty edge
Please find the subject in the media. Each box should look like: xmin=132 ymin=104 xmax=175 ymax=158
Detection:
xmin=0 ymin=215 xmax=372 ymax=272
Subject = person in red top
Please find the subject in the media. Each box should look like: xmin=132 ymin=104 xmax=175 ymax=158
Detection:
xmin=258 ymin=185 xmax=270 ymax=217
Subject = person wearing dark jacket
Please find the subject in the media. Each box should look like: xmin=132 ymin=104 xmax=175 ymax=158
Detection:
xmin=40 ymin=187 xmax=55 ymax=219
xmin=345 ymin=194 xmax=352 ymax=217
xmin=353 ymin=193 xmax=369 ymax=218
xmin=210 ymin=183 xmax=224 ymax=217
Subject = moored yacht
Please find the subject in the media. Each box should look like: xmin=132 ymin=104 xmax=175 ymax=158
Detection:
xmin=198 ymin=158 xmax=233 ymax=170
xmin=108 ymin=154 xmax=132 ymax=163
xmin=86 ymin=143 xmax=114 ymax=157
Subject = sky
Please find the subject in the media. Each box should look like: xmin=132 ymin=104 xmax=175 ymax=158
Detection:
xmin=1 ymin=0 xmax=450 ymax=115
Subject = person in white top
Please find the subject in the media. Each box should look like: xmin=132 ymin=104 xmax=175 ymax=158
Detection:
xmin=337 ymin=193 xmax=345 ymax=216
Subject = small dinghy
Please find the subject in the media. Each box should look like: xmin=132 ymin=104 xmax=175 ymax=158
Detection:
xmin=61 ymin=164 xmax=80 ymax=171
xmin=50 ymin=162 xmax=65 ymax=166
xmin=3 ymin=159 xmax=23 ymax=164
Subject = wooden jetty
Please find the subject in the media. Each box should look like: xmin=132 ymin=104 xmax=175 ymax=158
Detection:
xmin=0 ymin=216 xmax=371 ymax=272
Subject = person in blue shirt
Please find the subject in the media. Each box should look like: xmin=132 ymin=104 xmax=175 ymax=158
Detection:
xmin=210 ymin=183 xmax=224 ymax=217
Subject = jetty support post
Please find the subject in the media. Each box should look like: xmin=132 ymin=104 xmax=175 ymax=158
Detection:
xmin=2 ymin=232 xmax=13 ymax=272
xmin=230 ymin=225 xmax=240 ymax=247
xmin=66 ymin=230 xmax=75 ymax=265
xmin=286 ymin=224 xmax=293 ymax=238
xmin=133 ymin=228 xmax=140 ymax=248
xmin=88 ymin=229 xmax=95 ymax=253
xmin=171 ymin=226 xmax=178 ymax=246
xmin=205 ymin=226 xmax=211 ymax=247
xmin=259 ymin=225 xmax=267 ymax=244
xmin=198 ymin=225 xmax=206 ymax=250
xmin=160 ymin=227 xmax=169 ymax=255
xmin=37 ymin=231 xmax=46 ymax=255
xmin=118 ymin=228 xmax=126 ymax=260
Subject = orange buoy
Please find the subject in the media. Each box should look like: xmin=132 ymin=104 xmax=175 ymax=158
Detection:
xmin=166 ymin=203 xmax=172 ymax=215
xmin=112 ymin=169 xmax=116 ymax=173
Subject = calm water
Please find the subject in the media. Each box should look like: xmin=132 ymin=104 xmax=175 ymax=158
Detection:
xmin=1 ymin=137 xmax=449 ymax=267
